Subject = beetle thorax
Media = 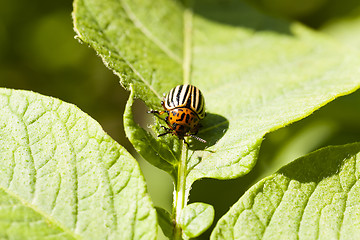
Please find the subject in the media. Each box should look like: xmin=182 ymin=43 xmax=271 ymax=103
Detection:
xmin=168 ymin=108 xmax=200 ymax=136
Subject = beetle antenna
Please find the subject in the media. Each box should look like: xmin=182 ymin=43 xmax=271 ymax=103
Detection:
xmin=188 ymin=134 xmax=206 ymax=143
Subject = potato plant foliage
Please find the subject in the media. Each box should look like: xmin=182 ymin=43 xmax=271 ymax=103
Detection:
xmin=1 ymin=0 xmax=360 ymax=239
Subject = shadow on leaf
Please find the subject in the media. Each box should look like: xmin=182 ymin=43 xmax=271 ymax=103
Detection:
xmin=278 ymin=143 xmax=360 ymax=183
xmin=188 ymin=0 xmax=293 ymax=35
xmin=189 ymin=112 xmax=229 ymax=150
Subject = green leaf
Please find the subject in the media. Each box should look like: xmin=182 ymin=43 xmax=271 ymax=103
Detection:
xmin=211 ymin=142 xmax=360 ymax=240
xmin=73 ymin=0 xmax=360 ymax=189
xmin=0 ymin=88 xmax=157 ymax=239
xmin=155 ymin=207 xmax=174 ymax=239
xmin=180 ymin=202 xmax=214 ymax=239
xmin=124 ymin=85 xmax=179 ymax=178
xmin=0 ymin=188 xmax=75 ymax=239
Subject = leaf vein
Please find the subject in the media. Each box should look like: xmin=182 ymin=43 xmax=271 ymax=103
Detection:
xmin=54 ymin=103 xmax=79 ymax=231
xmin=338 ymin=157 xmax=358 ymax=239
xmin=296 ymin=183 xmax=316 ymax=238
xmin=6 ymin=94 xmax=37 ymax=200
xmin=261 ymin=178 xmax=290 ymax=238
xmin=182 ymin=4 xmax=193 ymax=85
xmin=95 ymin=137 xmax=118 ymax=233
xmin=0 ymin=183 xmax=79 ymax=239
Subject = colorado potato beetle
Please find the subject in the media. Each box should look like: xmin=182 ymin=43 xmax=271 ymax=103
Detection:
xmin=148 ymin=84 xmax=206 ymax=145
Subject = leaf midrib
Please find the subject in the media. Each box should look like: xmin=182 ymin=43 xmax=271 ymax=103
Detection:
xmin=183 ymin=2 xmax=193 ymax=85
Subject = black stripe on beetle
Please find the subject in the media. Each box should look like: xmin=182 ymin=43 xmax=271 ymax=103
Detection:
xmin=151 ymin=84 xmax=207 ymax=144
xmin=164 ymin=84 xmax=205 ymax=119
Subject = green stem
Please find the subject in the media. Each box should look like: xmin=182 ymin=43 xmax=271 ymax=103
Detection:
xmin=173 ymin=142 xmax=188 ymax=240
xmin=173 ymin=2 xmax=193 ymax=239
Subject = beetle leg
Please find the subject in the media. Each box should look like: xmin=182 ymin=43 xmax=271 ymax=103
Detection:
xmin=161 ymin=100 xmax=166 ymax=109
xmin=158 ymin=131 xmax=171 ymax=137
xmin=148 ymin=109 xmax=166 ymax=115
xmin=148 ymin=110 xmax=169 ymax=125
xmin=158 ymin=126 xmax=172 ymax=138
xmin=160 ymin=126 xmax=170 ymax=131
xmin=183 ymin=139 xmax=190 ymax=147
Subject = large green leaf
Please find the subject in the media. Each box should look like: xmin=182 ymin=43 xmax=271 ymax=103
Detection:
xmin=211 ymin=142 xmax=360 ymax=239
xmin=73 ymin=0 xmax=360 ymax=190
xmin=0 ymin=88 xmax=157 ymax=239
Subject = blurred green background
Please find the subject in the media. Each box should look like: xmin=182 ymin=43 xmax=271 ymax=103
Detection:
xmin=1 ymin=0 xmax=360 ymax=239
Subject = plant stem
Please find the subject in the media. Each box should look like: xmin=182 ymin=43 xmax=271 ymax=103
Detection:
xmin=173 ymin=141 xmax=188 ymax=240
xmin=174 ymin=2 xmax=192 ymax=238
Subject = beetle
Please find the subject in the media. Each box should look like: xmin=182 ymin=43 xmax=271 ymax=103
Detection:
xmin=148 ymin=84 xmax=206 ymax=145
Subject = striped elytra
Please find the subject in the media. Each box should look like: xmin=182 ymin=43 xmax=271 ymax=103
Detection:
xmin=148 ymin=84 xmax=207 ymax=144
xmin=164 ymin=84 xmax=206 ymax=120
